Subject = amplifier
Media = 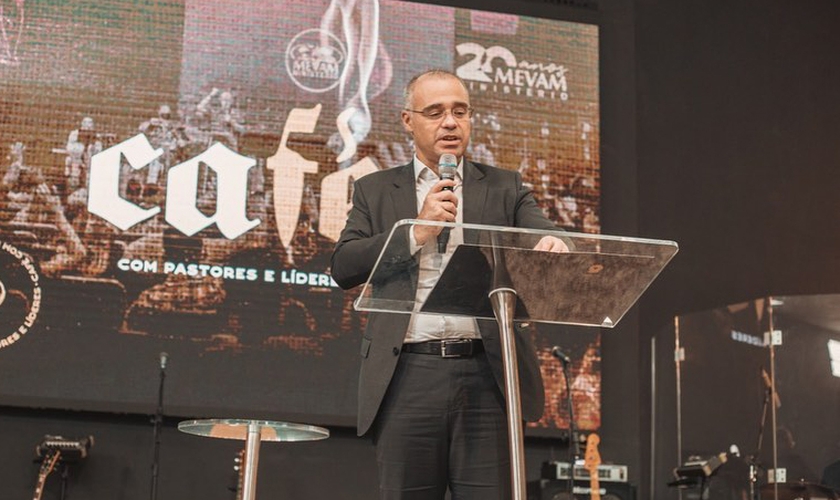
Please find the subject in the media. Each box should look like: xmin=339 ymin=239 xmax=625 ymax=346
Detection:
xmin=541 ymin=461 xmax=629 ymax=483
xmin=36 ymin=435 xmax=94 ymax=462
xmin=529 ymin=479 xmax=636 ymax=500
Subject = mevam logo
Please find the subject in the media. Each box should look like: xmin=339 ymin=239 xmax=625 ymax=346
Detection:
xmin=0 ymin=240 xmax=42 ymax=350
xmin=455 ymin=43 xmax=569 ymax=100
xmin=285 ymin=28 xmax=347 ymax=93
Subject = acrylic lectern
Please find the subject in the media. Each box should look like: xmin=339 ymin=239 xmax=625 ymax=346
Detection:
xmin=354 ymin=220 xmax=678 ymax=500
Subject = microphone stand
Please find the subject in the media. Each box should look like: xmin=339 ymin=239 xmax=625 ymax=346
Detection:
xmin=59 ymin=461 xmax=70 ymax=500
xmin=561 ymin=356 xmax=577 ymax=499
xmin=151 ymin=353 xmax=167 ymax=500
xmin=749 ymin=373 xmax=772 ymax=500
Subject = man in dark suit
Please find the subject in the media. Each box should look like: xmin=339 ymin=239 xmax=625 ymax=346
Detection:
xmin=330 ymin=69 xmax=568 ymax=500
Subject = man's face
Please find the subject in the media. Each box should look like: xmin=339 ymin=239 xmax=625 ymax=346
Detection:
xmin=401 ymin=75 xmax=471 ymax=172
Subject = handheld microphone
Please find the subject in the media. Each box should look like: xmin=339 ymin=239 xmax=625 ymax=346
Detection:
xmin=437 ymin=153 xmax=458 ymax=254
xmin=551 ymin=346 xmax=571 ymax=364
xmin=160 ymin=352 xmax=168 ymax=371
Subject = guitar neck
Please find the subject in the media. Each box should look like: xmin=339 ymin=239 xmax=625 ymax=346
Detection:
xmin=584 ymin=433 xmax=602 ymax=500
xmin=32 ymin=477 xmax=47 ymax=500
xmin=589 ymin=474 xmax=601 ymax=500
xmin=32 ymin=451 xmax=61 ymax=500
xmin=235 ymin=449 xmax=245 ymax=500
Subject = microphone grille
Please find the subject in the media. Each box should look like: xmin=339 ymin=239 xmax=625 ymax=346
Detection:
xmin=439 ymin=153 xmax=457 ymax=167
xmin=438 ymin=154 xmax=457 ymax=180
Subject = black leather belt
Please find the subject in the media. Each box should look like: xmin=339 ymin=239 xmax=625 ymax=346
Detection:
xmin=401 ymin=339 xmax=483 ymax=358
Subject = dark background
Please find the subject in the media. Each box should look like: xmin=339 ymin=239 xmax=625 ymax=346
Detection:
xmin=3 ymin=0 xmax=840 ymax=499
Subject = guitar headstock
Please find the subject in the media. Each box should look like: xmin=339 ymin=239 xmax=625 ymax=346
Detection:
xmin=584 ymin=433 xmax=601 ymax=473
xmin=38 ymin=450 xmax=61 ymax=478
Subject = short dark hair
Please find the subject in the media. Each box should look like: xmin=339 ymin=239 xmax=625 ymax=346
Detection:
xmin=403 ymin=69 xmax=470 ymax=109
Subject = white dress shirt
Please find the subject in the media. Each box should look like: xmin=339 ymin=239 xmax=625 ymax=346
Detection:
xmin=404 ymin=156 xmax=480 ymax=344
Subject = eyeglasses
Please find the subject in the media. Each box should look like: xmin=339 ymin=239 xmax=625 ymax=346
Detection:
xmin=404 ymin=105 xmax=474 ymax=121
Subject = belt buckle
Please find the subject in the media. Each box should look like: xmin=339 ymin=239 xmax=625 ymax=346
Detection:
xmin=440 ymin=339 xmax=471 ymax=358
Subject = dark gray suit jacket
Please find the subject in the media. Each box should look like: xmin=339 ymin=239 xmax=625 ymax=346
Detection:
xmin=330 ymin=160 xmax=558 ymax=436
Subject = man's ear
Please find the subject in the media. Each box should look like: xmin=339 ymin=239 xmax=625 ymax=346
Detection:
xmin=400 ymin=110 xmax=413 ymax=134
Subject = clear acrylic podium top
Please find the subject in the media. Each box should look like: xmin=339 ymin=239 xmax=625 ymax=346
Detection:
xmin=353 ymin=220 xmax=678 ymax=328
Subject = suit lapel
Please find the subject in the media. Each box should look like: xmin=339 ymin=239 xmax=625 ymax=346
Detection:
xmin=463 ymin=160 xmax=487 ymax=244
xmin=387 ymin=160 xmax=488 ymax=238
xmin=387 ymin=163 xmax=420 ymax=296
xmin=389 ymin=163 xmax=418 ymax=223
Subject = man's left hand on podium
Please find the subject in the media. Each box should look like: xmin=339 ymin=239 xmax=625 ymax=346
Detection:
xmin=533 ymin=235 xmax=571 ymax=253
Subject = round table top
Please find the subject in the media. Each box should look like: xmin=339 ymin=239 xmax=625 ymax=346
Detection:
xmin=177 ymin=419 xmax=330 ymax=442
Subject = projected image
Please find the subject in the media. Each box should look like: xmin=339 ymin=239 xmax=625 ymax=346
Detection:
xmin=537 ymin=336 xmax=601 ymax=430
xmin=0 ymin=0 xmax=25 ymax=66
xmin=0 ymin=0 xmax=599 ymax=432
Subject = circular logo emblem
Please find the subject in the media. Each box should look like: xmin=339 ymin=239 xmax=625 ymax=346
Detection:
xmin=285 ymin=29 xmax=347 ymax=93
xmin=0 ymin=240 xmax=42 ymax=350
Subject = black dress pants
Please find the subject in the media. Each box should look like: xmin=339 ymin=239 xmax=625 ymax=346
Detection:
xmin=372 ymin=350 xmax=512 ymax=500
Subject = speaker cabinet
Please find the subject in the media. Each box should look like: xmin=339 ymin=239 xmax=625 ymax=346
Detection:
xmin=530 ymin=479 xmax=636 ymax=500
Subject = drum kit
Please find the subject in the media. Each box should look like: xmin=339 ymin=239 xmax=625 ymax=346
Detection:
xmin=759 ymin=482 xmax=839 ymax=500
xmin=669 ymin=451 xmax=840 ymax=500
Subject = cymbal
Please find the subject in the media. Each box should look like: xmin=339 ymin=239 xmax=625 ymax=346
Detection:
xmin=760 ymin=482 xmax=839 ymax=500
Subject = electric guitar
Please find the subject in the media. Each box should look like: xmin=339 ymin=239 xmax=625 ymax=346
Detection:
xmin=584 ymin=433 xmax=602 ymax=500
xmin=32 ymin=449 xmax=61 ymax=500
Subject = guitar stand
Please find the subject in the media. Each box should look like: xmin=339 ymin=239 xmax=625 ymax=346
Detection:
xmin=58 ymin=462 xmax=70 ymax=500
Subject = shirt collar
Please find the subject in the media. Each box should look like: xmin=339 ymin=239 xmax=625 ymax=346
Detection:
xmin=413 ymin=155 xmax=464 ymax=182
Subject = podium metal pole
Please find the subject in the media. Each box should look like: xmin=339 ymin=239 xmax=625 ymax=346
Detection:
xmin=489 ymin=237 xmax=526 ymax=500
xmin=489 ymin=240 xmax=526 ymax=500
xmin=489 ymin=288 xmax=526 ymax=500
